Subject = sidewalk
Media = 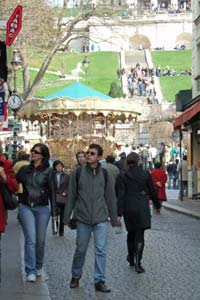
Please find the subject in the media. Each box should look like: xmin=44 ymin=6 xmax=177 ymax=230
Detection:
xmin=0 ymin=210 xmax=50 ymax=300
xmin=163 ymin=189 xmax=200 ymax=219
xmin=0 ymin=193 xmax=200 ymax=300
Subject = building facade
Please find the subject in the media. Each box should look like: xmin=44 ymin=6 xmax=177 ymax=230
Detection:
xmin=72 ymin=0 xmax=191 ymax=10
xmin=174 ymin=0 xmax=200 ymax=196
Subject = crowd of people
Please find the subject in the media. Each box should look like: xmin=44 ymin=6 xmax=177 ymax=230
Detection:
xmin=0 ymin=139 xmax=188 ymax=291
xmin=154 ymin=65 xmax=191 ymax=77
xmin=117 ymin=63 xmax=159 ymax=104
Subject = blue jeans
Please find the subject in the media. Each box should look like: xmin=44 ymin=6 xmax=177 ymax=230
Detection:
xmin=18 ymin=204 xmax=50 ymax=275
xmin=72 ymin=221 xmax=108 ymax=283
xmin=168 ymin=173 xmax=174 ymax=189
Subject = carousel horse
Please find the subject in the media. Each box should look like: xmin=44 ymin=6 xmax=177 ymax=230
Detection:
xmin=71 ymin=62 xmax=85 ymax=81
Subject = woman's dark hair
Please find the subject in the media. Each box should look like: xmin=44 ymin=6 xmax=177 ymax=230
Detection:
xmin=17 ymin=150 xmax=30 ymax=161
xmin=2 ymin=152 xmax=8 ymax=160
xmin=53 ymin=160 xmax=64 ymax=170
xmin=76 ymin=151 xmax=85 ymax=160
xmin=154 ymin=162 xmax=162 ymax=169
xmin=127 ymin=152 xmax=140 ymax=166
xmin=31 ymin=143 xmax=50 ymax=168
xmin=106 ymin=155 xmax=115 ymax=164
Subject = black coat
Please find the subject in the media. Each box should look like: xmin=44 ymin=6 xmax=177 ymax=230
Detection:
xmin=16 ymin=164 xmax=57 ymax=217
xmin=116 ymin=166 xmax=160 ymax=230
xmin=54 ymin=171 xmax=69 ymax=207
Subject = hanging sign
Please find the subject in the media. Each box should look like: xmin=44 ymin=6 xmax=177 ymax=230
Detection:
xmin=6 ymin=5 xmax=23 ymax=46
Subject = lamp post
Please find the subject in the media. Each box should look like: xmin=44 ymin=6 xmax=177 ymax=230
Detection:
xmin=82 ymin=56 xmax=90 ymax=84
xmin=8 ymin=49 xmax=22 ymax=160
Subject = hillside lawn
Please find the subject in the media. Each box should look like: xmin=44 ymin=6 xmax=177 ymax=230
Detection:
xmin=152 ymin=50 xmax=192 ymax=101
xmin=15 ymin=50 xmax=192 ymax=101
xmin=16 ymin=51 xmax=120 ymax=98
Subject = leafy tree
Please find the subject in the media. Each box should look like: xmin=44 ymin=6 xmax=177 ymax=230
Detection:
xmin=0 ymin=0 xmax=113 ymax=100
xmin=108 ymin=82 xmax=125 ymax=98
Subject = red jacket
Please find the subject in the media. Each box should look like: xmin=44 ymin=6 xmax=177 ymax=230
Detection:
xmin=0 ymin=157 xmax=19 ymax=233
xmin=151 ymin=168 xmax=167 ymax=201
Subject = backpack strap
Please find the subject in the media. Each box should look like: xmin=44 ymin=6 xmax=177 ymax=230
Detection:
xmin=75 ymin=166 xmax=82 ymax=194
xmin=75 ymin=166 xmax=82 ymax=182
xmin=102 ymin=167 xmax=108 ymax=189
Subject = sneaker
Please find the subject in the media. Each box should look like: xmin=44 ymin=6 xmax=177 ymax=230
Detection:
xmin=36 ymin=269 xmax=42 ymax=277
xmin=27 ymin=274 xmax=36 ymax=282
xmin=95 ymin=281 xmax=111 ymax=293
xmin=70 ymin=277 xmax=79 ymax=288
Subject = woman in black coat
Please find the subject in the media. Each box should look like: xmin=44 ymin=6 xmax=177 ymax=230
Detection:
xmin=116 ymin=152 xmax=160 ymax=273
xmin=53 ymin=160 xmax=69 ymax=236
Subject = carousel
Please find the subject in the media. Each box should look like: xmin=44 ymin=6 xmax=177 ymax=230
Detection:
xmin=17 ymin=83 xmax=141 ymax=169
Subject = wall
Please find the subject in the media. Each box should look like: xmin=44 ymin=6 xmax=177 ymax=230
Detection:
xmin=88 ymin=14 xmax=192 ymax=51
xmin=192 ymin=0 xmax=200 ymax=99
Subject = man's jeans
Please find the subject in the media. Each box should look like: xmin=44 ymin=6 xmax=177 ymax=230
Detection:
xmin=18 ymin=204 xmax=50 ymax=275
xmin=72 ymin=221 xmax=108 ymax=283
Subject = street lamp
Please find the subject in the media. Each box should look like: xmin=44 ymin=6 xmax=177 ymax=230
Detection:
xmin=11 ymin=49 xmax=21 ymax=93
xmin=8 ymin=49 xmax=23 ymax=159
xmin=82 ymin=56 xmax=90 ymax=83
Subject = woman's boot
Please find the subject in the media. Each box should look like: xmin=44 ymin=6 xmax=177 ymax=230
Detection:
xmin=135 ymin=242 xmax=145 ymax=273
xmin=127 ymin=235 xmax=135 ymax=266
xmin=59 ymin=222 xmax=64 ymax=236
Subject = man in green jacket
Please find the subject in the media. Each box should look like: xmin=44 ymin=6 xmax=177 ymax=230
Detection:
xmin=64 ymin=144 xmax=118 ymax=293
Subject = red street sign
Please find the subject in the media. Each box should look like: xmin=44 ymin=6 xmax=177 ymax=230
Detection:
xmin=6 ymin=5 xmax=23 ymax=46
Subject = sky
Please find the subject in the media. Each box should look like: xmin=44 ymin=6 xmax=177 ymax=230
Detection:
xmin=48 ymin=0 xmax=75 ymax=8
xmin=48 ymin=0 xmax=64 ymax=7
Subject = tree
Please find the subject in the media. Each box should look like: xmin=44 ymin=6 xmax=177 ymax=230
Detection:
xmin=108 ymin=82 xmax=124 ymax=98
xmin=1 ymin=0 xmax=57 ymax=96
xmin=0 ymin=0 xmax=114 ymax=100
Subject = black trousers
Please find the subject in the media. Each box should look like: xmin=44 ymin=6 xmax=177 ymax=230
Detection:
xmin=58 ymin=206 xmax=65 ymax=233
xmin=127 ymin=229 xmax=145 ymax=261
xmin=53 ymin=206 xmax=65 ymax=234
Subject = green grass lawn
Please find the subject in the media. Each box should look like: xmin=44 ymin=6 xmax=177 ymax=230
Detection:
xmin=160 ymin=76 xmax=192 ymax=101
xmin=15 ymin=49 xmax=191 ymax=101
xmin=152 ymin=50 xmax=192 ymax=72
xmin=25 ymin=51 xmax=120 ymax=98
xmin=152 ymin=50 xmax=192 ymax=101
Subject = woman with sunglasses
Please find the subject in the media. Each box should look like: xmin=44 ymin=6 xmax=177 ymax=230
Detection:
xmin=16 ymin=143 xmax=57 ymax=282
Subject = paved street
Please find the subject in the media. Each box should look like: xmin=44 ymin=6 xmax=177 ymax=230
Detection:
xmin=44 ymin=208 xmax=200 ymax=300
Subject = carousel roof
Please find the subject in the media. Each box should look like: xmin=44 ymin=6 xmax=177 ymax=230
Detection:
xmin=44 ymin=82 xmax=112 ymax=100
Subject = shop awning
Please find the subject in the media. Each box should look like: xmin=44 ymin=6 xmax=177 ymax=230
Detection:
xmin=174 ymin=101 xmax=200 ymax=129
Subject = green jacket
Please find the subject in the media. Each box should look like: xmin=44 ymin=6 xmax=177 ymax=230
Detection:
xmin=64 ymin=164 xmax=117 ymax=226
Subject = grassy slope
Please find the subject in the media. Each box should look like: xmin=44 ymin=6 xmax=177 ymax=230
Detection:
xmin=16 ymin=50 xmax=191 ymax=101
xmin=152 ymin=50 xmax=192 ymax=101
xmin=27 ymin=51 xmax=119 ymax=97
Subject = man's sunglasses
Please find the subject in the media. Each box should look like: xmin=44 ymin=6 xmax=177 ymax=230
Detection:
xmin=86 ymin=151 xmax=97 ymax=156
xmin=31 ymin=150 xmax=42 ymax=155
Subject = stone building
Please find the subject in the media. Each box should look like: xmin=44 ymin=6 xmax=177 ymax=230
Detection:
xmin=74 ymin=0 xmax=191 ymax=10
xmin=174 ymin=0 xmax=200 ymax=196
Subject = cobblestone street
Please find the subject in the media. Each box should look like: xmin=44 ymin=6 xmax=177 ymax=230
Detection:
xmin=44 ymin=208 xmax=200 ymax=300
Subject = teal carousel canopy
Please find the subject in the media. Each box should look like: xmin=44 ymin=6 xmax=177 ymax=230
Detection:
xmin=44 ymin=82 xmax=112 ymax=100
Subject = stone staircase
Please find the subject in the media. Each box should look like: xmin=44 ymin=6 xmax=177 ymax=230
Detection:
xmin=125 ymin=50 xmax=147 ymax=70
xmin=121 ymin=49 xmax=163 ymax=103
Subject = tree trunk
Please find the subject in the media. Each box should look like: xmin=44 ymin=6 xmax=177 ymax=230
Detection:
xmin=24 ymin=44 xmax=59 ymax=101
xmin=18 ymin=46 xmax=31 ymax=94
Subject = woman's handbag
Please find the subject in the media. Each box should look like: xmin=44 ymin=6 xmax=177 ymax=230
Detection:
xmin=0 ymin=183 xmax=19 ymax=210
xmin=55 ymin=193 xmax=67 ymax=206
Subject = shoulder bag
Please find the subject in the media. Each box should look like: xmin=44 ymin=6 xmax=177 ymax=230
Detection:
xmin=56 ymin=193 xmax=67 ymax=206
xmin=0 ymin=183 xmax=19 ymax=210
